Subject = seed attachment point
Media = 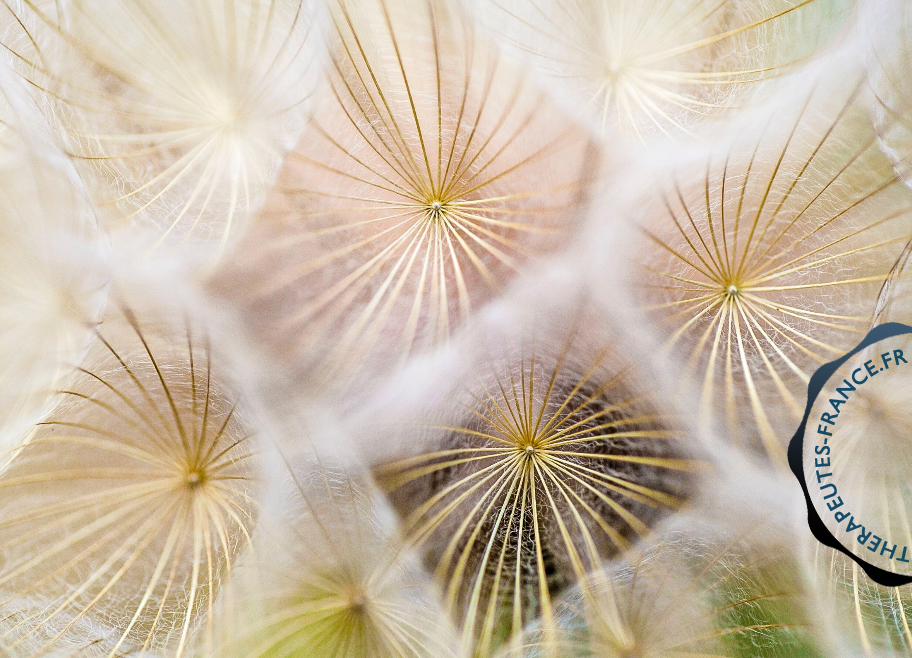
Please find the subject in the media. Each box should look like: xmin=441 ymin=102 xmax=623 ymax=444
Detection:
xmin=187 ymin=470 xmax=204 ymax=488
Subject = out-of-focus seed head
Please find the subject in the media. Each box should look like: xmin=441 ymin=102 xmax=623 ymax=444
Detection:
xmin=2 ymin=0 xmax=318 ymax=261
xmin=476 ymin=0 xmax=853 ymax=139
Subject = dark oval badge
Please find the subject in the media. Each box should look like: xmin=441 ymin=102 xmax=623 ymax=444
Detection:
xmin=789 ymin=322 xmax=912 ymax=587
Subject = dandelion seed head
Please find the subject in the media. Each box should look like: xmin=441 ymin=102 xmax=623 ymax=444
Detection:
xmin=211 ymin=457 xmax=457 ymax=658
xmin=479 ymin=0 xmax=852 ymax=138
xmin=376 ymin=324 xmax=700 ymax=652
xmin=210 ymin=0 xmax=600 ymax=394
xmin=631 ymin=79 xmax=912 ymax=465
xmin=4 ymin=0 xmax=319 ymax=258
xmin=504 ymin=502 xmax=822 ymax=657
xmin=0 ymin=302 xmax=258 ymax=656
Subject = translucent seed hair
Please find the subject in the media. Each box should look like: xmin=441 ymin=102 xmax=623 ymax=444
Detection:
xmin=1 ymin=0 xmax=318 ymax=260
xmin=0 ymin=293 xmax=259 ymax=656
xmin=209 ymin=0 xmax=601 ymax=394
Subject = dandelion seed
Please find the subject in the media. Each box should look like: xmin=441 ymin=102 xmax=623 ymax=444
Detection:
xmin=477 ymin=0 xmax=853 ymax=138
xmin=374 ymin=326 xmax=700 ymax=654
xmin=0 ymin=299 xmax=258 ymax=657
xmin=506 ymin=507 xmax=823 ymax=657
xmin=209 ymin=0 xmax=600 ymax=392
xmin=1 ymin=0 xmax=317 ymax=259
xmin=211 ymin=453 xmax=456 ymax=658
xmin=632 ymin=75 xmax=912 ymax=466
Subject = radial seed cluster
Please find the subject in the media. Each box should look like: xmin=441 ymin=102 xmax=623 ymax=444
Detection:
xmin=0 ymin=0 xmax=909 ymax=657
